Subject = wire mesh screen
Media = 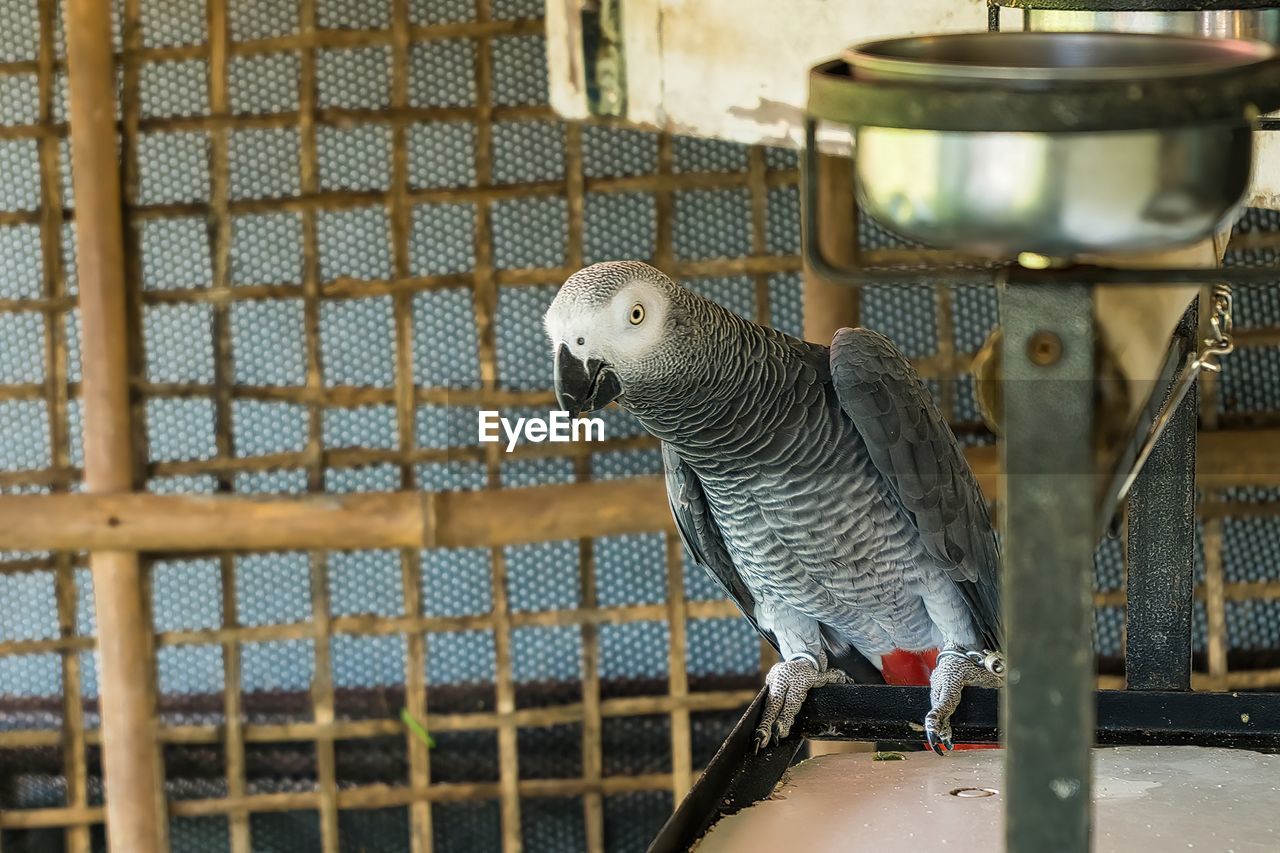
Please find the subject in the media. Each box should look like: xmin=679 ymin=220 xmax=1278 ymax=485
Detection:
xmin=0 ymin=0 xmax=1279 ymax=851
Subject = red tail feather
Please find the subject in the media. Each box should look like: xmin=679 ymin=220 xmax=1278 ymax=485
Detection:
xmin=880 ymin=649 xmax=938 ymax=686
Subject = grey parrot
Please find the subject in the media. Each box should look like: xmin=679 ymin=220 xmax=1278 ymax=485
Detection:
xmin=544 ymin=261 xmax=1004 ymax=752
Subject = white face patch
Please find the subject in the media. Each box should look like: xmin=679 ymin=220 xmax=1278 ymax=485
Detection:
xmin=544 ymin=279 xmax=668 ymax=369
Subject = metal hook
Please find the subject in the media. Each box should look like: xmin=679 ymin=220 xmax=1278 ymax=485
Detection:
xmin=1116 ymin=284 xmax=1235 ymax=506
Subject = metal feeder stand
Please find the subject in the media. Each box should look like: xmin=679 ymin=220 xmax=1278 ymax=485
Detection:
xmin=651 ymin=29 xmax=1280 ymax=853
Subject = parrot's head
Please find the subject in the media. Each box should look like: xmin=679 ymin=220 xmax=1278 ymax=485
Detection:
xmin=543 ymin=260 xmax=687 ymax=418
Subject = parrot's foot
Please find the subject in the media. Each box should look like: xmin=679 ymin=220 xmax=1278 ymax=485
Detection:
xmin=754 ymin=658 xmax=851 ymax=750
xmin=925 ymin=646 xmax=1005 ymax=756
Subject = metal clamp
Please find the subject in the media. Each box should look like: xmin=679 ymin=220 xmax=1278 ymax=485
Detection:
xmin=938 ymin=648 xmax=1008 ymax=677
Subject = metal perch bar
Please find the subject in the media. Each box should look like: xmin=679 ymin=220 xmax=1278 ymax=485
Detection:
xmin=648 ymin=683 xmax=1280 ymax=852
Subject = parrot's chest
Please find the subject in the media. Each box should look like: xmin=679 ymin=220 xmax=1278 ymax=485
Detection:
xmin=697 ymin=452 xmax=958 ymax=655
xmin=702 ymin=452 xmax=915 ymax=581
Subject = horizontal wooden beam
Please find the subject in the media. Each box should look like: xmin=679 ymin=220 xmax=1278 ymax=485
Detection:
xmin=963 ymin=427 xmax=1280 ymax=501
xmin=0 ymin=477 xmax=675 ymax=552
xmin=0 ymin=491 xmax=429 ymax=552
xmin=1195 ymin=427 xmax=1280 ymax=489
xmin=0 ymin=428 xmax=1275 ymax=553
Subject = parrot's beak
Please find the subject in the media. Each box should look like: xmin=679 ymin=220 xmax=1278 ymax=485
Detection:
xmin=554 ymin=344 xmax=621 ymax=418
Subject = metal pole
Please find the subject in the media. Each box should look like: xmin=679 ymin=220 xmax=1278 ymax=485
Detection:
xmin=1000 ymin=282 xmax=1096 ymax=853
xmin=1125 ymin=304 xmax=1198 ymax=691
xmin=63 ymin=1 xmax=166 ymax=850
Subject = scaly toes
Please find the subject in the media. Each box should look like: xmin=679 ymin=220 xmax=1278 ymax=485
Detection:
xmin=754 ymin=676 xmax=786 ymax=750
xmin=924 ymin=710 xmax=953 ymax=756
xmin=753 ymin=717 xmax=775 ymax=752
xmin=818 ymin=668 xmax=853 ymax=688
xmin=754 ymin=658 xmax=842 ymax=749
xmin=774 ymin=704 xmax=800 ymax=742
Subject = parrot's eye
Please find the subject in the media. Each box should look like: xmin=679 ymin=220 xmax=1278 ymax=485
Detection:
xmin=576 ymin=337 xmax=585 ymax=346
xmin=629 ymin=303 xmax=645 ymax=325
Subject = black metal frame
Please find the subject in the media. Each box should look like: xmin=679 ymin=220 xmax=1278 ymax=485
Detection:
xmin=649 ymin=684 xmax=1280 ymax=852
xmin=1000 ymin=283 xmax=1099 ymax=851
xmin=651 ymin=13 xmax=1280 ymax=848
xmin=1126 ymin=306 xmax=1199 ymax=691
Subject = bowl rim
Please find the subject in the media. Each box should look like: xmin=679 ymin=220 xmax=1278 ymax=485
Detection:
xmin=843 ymin=31 xmax=1275 ymax=84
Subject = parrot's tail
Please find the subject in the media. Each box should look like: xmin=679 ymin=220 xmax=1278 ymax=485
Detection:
xmin=880 ymin=649 xmax=997 ymax=752
xmin=879 ymin=648 xmax=939 ymax=686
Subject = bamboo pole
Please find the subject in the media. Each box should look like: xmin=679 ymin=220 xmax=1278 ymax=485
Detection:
xmin=0 ymin=427 xmax=1274 ymax=552
xmin=801 ymin=150 xmax=864 ymax=760
xmin=62 ymin=1 xmax=166 ymax=851
xmin=35 ymin=0 xmax=90 ymax=848
xmin=803 ymin=152 xmax=860 ymax=345
xmin=0 ymin=478 xmax=668 ymax=551
xmin=0 ymin=771 xmax=687 ymax=832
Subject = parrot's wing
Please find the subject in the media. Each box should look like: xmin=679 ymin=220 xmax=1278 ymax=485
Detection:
xmin=661 ymin=441 xmax=885 ymax=683
xmin=661 ymin=441 xmax=761 ymax=629
xmin=829 ymin=327 xmax=1003 ymax=650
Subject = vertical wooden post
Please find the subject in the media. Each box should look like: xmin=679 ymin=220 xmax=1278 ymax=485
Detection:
xmin=802 ymin=152 xmax=860 ymax=345
xmin=386 ymin=0 xmax=435 ymax=848
xmin=63 ymin=1 xmax=165 ymax=851
xmin=802 ymin=151 xmax=866 ymax=759
xmin=36 ymin=0 xmax=90 ymax=848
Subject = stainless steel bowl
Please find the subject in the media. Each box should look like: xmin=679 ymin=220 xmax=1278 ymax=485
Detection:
xmin=845 ymin=30 xmax=1272 ymax=86
xmin=1024 ymin=9 xmax=1280 ymax=46
xmin=855 ymin=124 xmax=1252 ymax=257
xmin=843 ymin=32 xmax=1269 ymax=257
xmin=1022 ymin=7 xmax=1280 ymax=120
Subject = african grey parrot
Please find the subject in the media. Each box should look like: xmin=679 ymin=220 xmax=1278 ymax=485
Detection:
xmin=544 ymin=261 xmax=1004 ymax=751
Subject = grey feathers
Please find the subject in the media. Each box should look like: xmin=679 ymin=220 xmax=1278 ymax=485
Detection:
xmin=663 ymin=440 xmax=886 ymax=684
xmin=662 ymin=441 xmax=755 ymax=624
xmin=830 ymin=327 xmax=1003 ymax=650
xmin=549 ymin=263 xmax=1002 ymax=679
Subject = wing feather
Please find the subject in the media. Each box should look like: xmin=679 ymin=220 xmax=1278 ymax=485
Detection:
xmin=829 ymin=327 xmax=1003 ymax=649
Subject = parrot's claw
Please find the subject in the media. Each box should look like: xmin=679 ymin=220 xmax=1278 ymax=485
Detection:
xmin=925 ymin=645 xmax=1004 ymax=756
xmin=754 ymin=658 xmax=850 ymax=750
xmin=924 ymin=711 xmax=953 ymax=755
xmin=753 ymin=728 xmax=772 ymax=752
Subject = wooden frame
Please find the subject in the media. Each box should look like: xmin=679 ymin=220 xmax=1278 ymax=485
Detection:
xmin=2 ymin=2 xmax=1280 ymax=852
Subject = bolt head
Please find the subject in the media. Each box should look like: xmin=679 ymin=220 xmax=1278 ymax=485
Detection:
xmin=1026 ymin=330 xmax=1063 ymax=367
